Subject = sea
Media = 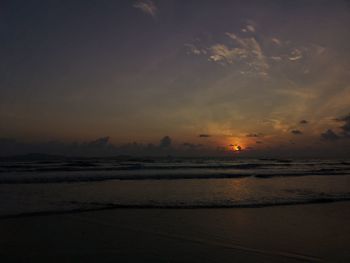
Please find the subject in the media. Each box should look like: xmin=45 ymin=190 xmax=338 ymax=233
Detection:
xmin=1 ymin=155 xmax=350 ymax=217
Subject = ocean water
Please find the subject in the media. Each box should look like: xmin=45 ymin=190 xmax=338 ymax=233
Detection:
xmin=1 ymin=156 xmax=350 ymax=217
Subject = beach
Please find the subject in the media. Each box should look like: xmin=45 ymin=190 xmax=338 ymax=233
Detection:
xmin=2 ymin=0 xmax=350 ymax=261
xmin=1 ymin=201 xmax=349 ymax=262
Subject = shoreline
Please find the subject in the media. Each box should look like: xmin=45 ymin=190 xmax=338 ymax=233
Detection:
xmin=1 ymin=198 xmax=350 ymax=220
xmin=1 ymin=201 xmax=349 ymax=262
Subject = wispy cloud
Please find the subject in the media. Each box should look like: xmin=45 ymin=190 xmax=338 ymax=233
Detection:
xmin=133 ymin=0 xmax=157 ymax=17
xmin=241 ymin=20 xmax=257 ymax=33
xmin=275 ymin=89 xmax=317 ymax=100
xmin=185 ymin=21 xmax=328 ymax=79
xmin=270 ymin=56 xmax=282 ymax=61
xmin=288 ymin=48 xmax=303 ymax=61
xmin=246 ymin=25 xmax=255 ymax=32
xmin=185 ymin=20 xmax=274 ymax=77
xmin=206 ymin=32 xmax=269 ymax=76
xmin=271 ymin=38 xmax=282 ymax=46
xmin=184 ymin=44 xmax=205 ymax=55
xmin=246 ymin=133 xmax=263 ymax=137
xmin=265 ymin=119 xmax=290 ymax=133
xmin=208 ymin=43 xmax=246 ymax=64
xmin=241 ymin=24 xmax=256 ymax=33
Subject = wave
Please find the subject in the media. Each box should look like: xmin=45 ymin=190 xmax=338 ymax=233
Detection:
xmin=2 ymin=197 xmax=350 ymax=219
xmin=2 ymin=157 xmax=350 ymax=184
xmin=0 ymin=163 xmax=272 ymax=173
xmin=2 ymin=160 xmax=350 ymax=174
xmin=1 ymin=169 xmax=350 ymax=184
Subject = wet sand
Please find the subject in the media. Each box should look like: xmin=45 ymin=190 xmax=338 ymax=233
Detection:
xmin=1 ymin=201 xmax=350 ymax=262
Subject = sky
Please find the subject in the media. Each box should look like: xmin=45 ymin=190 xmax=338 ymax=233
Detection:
xmin=1 ymin=0 xmax=350 ymax=157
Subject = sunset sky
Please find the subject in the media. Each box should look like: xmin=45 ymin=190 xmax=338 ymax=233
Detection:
xmin=1 ymin=0 xmax=350 ymax=157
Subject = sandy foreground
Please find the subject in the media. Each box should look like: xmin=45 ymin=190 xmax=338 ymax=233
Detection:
xmin=1 ymin=202 xmax=350 ymax=262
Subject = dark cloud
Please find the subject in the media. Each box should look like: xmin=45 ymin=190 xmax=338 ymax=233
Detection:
xmin=0 ymin=136 xmax=240 ymax=158
xmin=321 ymin=129 xmax=339 ymax=141
xmin=159 ymin=136 xmax=172 ymax=148
xmin=199 ymin=134 xmax=211 ymax=138
xmin=183 ymin=143 xmax=202 ymax=149
xmin=0 ymin=136 xmax=175 ymax=157
xmin=88 ymin=137 xmax=110 ymax=147
xmin=291 ymin=130 xmax=303 ymax=135
xmin=300 ymin=120 xmax=308 ymax=124
xmin=321 ymin=113 xmax=350 ymax=141
xmin=0 ymin=137 xmax=116 ymax=157
xmin=246 ymin=133 xmax=263 ymax=137
xmin=337 ymin=114 xmax=350 ymax=137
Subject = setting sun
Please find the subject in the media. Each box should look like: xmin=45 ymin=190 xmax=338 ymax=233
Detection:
xmin=229 ymin=144 xmax=243 ymax=152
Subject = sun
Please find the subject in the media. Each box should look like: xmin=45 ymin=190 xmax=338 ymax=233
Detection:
xmin=228 ymin=144 xmax=243 ymax=152
xmin=233 ymin=145 xmax=242 ymax=151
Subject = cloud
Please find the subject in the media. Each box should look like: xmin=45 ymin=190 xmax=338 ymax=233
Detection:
xmin=208 ymin=43 xmax=246 ymax=64
xmin=246 ymin=25 xmax=255 ymax=33
xmin=291 ymin=130 xmax=303 ymax=135
xmin=186 ymin=21 xmax=328 ymax=79
xmin=183 ymin=143 xmax=202 ymax=149
xmin=184 ymin=44 xmax=203 ymax=55
xmin=320 ymin=113 xmax=350 ymax=141
xmin=88 ymin=136 xmax=110 ymax=147
xmin=336 ymin=114 xmax=350 ymax=137
xmin=246 ymin=133 xmax=263 ymax=137
xmin=159 ymin=136 xmax=172 ymax=148
xmin=0 ymin=136 xmax=178 ymax=157
xmin=226 ymin=33 xmax=269 ymax=75
xmin=289 ymin=48 xmax=303 ymax=61
xmin=267 ymin=119 xmax=290 ymax=133
xmin=242 ymin=24 xmax=256 ymax=33
xmin=271 ymin=38 xmax=282 ymax=46
xmin=321 ymin=129 xmax=340 ymax=141
xmin=275 ymin=88 xmax=317 ymax=100
xmin=199 ymin=134 xmax=211 ymax=138
xmin=270 ymin=56 xmax=282 ymax=61
xmin=186 ymin=20 xmax=327 ymax=78
xmin=133 ymin=0 xmax=157 ymax=17
xmin=0 ymin=136 xmax=241 ymax=158
xmin=300 ymin=120 xmax=308 ymax=124
xmin=205 ymin=32 xmax=269 ymax=76
xmin=0 ymin=137 xmax=117 ymax=157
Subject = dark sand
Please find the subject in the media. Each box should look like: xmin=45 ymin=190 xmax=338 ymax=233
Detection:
xmin=1 ymin=202 xmax=350 ymax=262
